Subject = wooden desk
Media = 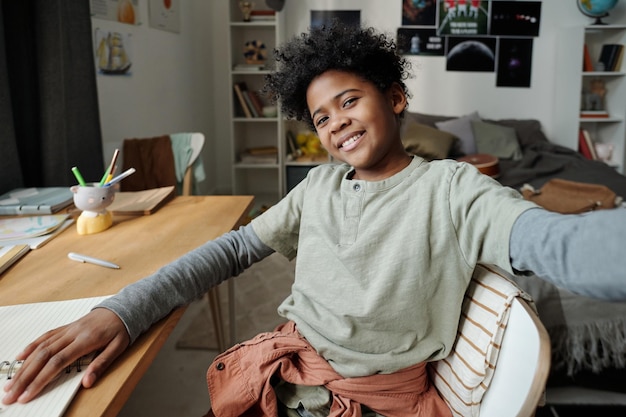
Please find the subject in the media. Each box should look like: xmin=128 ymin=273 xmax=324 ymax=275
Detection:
xmin=0 ymin=195 xmax=253 ymax=417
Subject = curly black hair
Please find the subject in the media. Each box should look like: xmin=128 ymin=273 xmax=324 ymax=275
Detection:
xmin=264 ymin=23 xmax=412 ymax=130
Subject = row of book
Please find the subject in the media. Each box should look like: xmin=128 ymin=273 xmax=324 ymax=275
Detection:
xmin=233 ymin=81 xmax=267 ymax=118
xmin=583 ymin=43 xmax=624 ymax=72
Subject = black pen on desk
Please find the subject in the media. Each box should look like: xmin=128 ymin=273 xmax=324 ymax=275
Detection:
xmin=68 ymin=252 xmax=120 ymax=269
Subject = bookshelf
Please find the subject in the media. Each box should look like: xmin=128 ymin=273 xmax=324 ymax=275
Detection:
xmin=554 ymin=24 xmax=626 ymax=173
xmin=228 ymin=1 xmax=285 ymax=209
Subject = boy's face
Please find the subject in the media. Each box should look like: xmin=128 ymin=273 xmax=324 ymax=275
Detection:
xmin=306 ymin=70 xmax=409 ymax=181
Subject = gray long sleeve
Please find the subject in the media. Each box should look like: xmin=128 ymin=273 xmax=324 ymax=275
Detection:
xmin=510 ymin=207 xmax=626 ymax=300
xmin=96 ymin=223 xmax=275 ymax=343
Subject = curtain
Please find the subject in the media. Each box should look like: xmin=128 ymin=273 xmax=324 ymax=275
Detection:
xmin=0 ymin=0 xmax=103 ymax=194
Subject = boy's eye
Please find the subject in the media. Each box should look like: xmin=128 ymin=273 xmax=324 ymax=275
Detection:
xmin=315 ymin=116 xmax=329 ymax=127
xmin=343 ymin=97 xmax=357 ymax=107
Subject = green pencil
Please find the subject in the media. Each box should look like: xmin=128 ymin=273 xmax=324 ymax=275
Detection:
xmin=71 ymin=166 xmax=87 ymax=186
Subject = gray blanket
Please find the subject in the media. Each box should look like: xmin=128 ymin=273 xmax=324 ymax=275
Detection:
xmin=498 ymin=140 xmax=626 ymax=377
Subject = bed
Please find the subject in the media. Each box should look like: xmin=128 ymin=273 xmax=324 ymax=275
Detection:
xmin=401 ymin=111 xmax=626 ymax=390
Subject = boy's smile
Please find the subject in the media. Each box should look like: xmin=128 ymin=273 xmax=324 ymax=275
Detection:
xmin=306 ymin=70 xmax=411 ymax=181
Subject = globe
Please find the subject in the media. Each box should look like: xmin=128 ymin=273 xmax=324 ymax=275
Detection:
xmin=577 ymin=0 xmax=619 ymax=25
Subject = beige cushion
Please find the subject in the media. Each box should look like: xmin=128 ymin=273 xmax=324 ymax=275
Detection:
xmin=471 ymin=120 xmax=523 ymax=160
xmin=429 ymin=264 xmax=532 ymax=417
xmin=401 ymin=120 xmax=458 ymax=160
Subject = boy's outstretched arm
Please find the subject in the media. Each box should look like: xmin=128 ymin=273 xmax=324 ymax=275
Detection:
xmin=510 ymin=207 xmax=626 ymax=300
xmin=2 ymin=308 xmax=129 ymax=405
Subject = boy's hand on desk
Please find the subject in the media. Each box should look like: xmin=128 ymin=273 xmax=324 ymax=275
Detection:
xmin=2 ymin=308 xmax=130 ymax=405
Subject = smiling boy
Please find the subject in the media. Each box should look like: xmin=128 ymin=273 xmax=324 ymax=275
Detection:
xmin=4 ymin=23 xmax=626 ymax=417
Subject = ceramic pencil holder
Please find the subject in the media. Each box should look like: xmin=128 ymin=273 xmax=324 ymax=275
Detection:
xmin=70 ymin=183 xmax=116 ymax=235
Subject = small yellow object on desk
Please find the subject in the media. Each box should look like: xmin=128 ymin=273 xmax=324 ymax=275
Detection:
xmin=76 ymin=210 xmax=113 ymax=235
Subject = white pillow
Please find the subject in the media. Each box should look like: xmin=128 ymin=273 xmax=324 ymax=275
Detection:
xmin=435 ymin=112 xmax=481 ymax=155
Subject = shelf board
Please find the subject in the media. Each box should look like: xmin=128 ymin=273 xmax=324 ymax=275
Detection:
xmin=232 ymin=117 xmax=279 ymax=122
xmin=284 ymin=159 xmax=332 ymax=166
xmin=582 ymin=71 xmax=625 ymax=77
xmin=230 ymin=21 xmax=276 ymax=27
xmin=234 ymin=162 xmax=280 ymax=169
xmin=579 ymin=116 xmax=623 ymax=123
xmin=231 ymin=70 xmax=272 ymax=75
xmin=585 ymin=24 xmax=626 ymax=31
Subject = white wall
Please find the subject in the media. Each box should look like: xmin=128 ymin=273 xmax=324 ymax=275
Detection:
xmin=280 ymin=0 xmax=606 ymax=143
xmin=95 ymin=1 xmax=625 ymax=195
xmin=91 ymin=0 xmax=215 ymax=194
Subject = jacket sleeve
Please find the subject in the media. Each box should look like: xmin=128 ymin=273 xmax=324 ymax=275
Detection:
xmin=95 ymin=223 xmax=275 ymax=343
xmin=510 ymin=207 xmax=626 ymax=300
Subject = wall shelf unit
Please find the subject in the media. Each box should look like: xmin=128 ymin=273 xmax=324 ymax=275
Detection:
xmin=555 ymin=24 xmax=626 ymax=173
xmin=228 ymin=1 xmax=285 ymax=210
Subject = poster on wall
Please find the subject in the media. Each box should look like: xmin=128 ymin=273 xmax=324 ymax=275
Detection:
xmin=438 ymin=0 xmax=489 ymax=35
xmin=397 ymin=28 xmax=444 ymax=56
xmin=490 ymin=1 xmax=541 ymax=37
xmin=446 ymin=36 xmax=496 ymax=72
xmin=496 ymin=38 xmax=533 ymax=87
xmin=310 ymin=10 xmax=360 ymax=29
xmin=90 ymin=0 xmax=140 ymax=25
xmin=148 ymin=0 xmax=180 ymax=33
xmin=94 ymin=29 xmax=133 ymax=76
xmin=402 ymin=0 xmax=437 ymax=26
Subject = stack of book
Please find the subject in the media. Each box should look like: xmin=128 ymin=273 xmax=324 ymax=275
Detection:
xmin=249 ymin=10 xmax=276 ymax=21
xmin=239 ymin=146 xmax=278 ymax=164
xmin=0 ymin=187 xmax=73 ymax=215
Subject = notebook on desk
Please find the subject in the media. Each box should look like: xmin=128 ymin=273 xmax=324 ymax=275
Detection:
xmin=0 ymin=188 xmax=73 ymax=215
xmin=0 ymin=245 xmax=30 ymax=275
xmin=0 ymin=296 xmax=111 ymax=417
xmin=0 ymin=214 xmax=75 ymax=249
xmin=107 ymin=185 xmax=176 ymax=215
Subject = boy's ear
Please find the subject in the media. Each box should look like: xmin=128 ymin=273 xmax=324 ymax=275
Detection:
xmin=388 ymin=83 xmax=407 ymax=115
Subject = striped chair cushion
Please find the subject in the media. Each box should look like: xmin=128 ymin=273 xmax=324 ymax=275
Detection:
xmin=429 ymin=264 xmax=533 ymax=417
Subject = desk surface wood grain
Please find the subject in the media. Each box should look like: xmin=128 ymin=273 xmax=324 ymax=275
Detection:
xmin=0 ymin=195 xmax=254 ymax=417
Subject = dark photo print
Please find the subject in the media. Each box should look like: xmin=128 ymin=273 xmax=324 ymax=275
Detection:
xmin=397 ymin=28 xmax=445 ymax=56
xmin=310 ymin=10 xmax=361 ymax=28
xmin=402 ymin=0 xmax=437 ymax=26
xmin=446 ymin=36 xmax=496 ymax=72
xmin=490 ymin=1 xmax=541 ymax=37
xmin=497 ymin=38 xmax=533 ymax=87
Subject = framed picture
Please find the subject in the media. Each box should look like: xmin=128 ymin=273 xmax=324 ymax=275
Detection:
xmin=490 ymin=1 xmax=541 ymax=37
xmin=310 ymin=10 xmax=360 ymax=29
xmin=397 ymin=28 xmax=444 ymax=56
xmin=438 ymin=0 xmax=489 ymax=36
xmin=402 ymin=0 xmax=437 ymax=26
xmin=496 ymin=38 xmax=534 ymax=87
xmin=446 ymin=36 xmax=496 ymax=72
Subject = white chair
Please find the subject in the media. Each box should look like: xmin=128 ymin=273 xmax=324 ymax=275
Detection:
xmin=431 ymin=264 xmax=551 ymax=417
xmin=480 ymin=297 xmax=551 ymax=417
xmin=178 ymin=132 xmax=204 ymax=196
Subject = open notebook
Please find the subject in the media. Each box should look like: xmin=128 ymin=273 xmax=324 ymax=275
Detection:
xmin=0 ymin=296 xmax=111 ymax=416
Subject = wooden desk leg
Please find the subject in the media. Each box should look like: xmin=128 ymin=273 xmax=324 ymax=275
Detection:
xmin=207 ymin=287 xmax=225 ymax=352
